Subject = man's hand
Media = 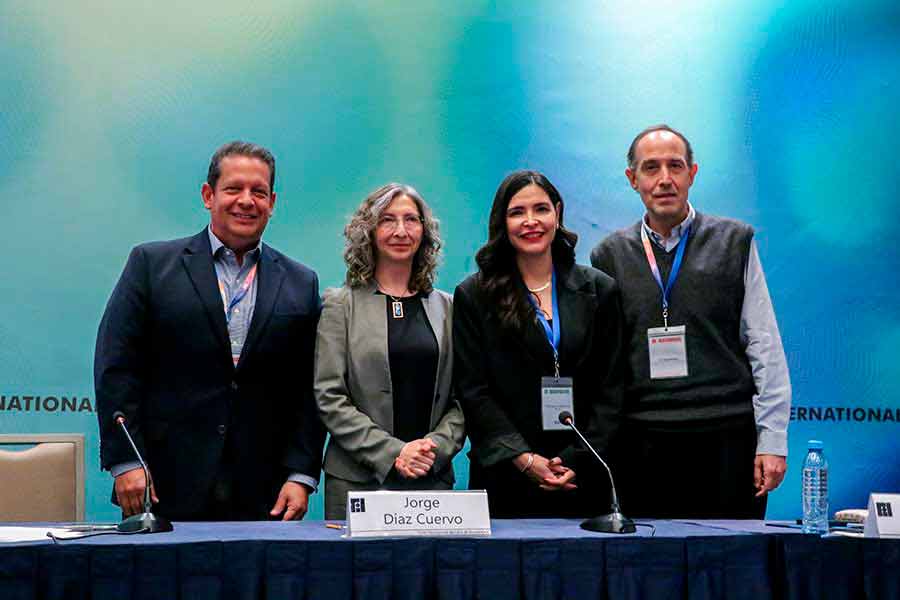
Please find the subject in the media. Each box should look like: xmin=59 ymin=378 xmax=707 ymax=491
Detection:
xmin=395 ymin=438 xmax=438 ymax=479
xmin=754 ymin=454 xmax=787 ymax=497
xmin=270 ymin=481 xmax=311 ymax=521
xmin=114 ymin=468 xmax=158 ymax=517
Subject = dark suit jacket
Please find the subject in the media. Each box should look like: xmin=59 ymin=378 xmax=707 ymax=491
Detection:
xmin=95 ymin=229 xmax=325 ymax=520
xmin=452 ymin=263 xmax=625 ymax=517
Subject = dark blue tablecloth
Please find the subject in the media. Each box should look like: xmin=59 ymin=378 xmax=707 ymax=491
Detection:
xmin=1 ymin=520 xmax=897 ymax=599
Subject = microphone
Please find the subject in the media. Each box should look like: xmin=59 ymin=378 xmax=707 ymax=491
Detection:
xmin=112 ymin=411 xmax=173 ymax=533
xmin=558 ymin=411 xmax=635 ymax=534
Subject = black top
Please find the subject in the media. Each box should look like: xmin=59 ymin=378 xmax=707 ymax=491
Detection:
xmin=453 ymin=264 xmax=625 ymax=518
xmin=383 ymin=293 xmax=439 ymax=442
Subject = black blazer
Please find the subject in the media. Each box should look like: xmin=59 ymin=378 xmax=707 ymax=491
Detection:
xmin=453 ymin=263 xmax=625 ymax=517
xmin=95 ymin=229 xmax=326 ymax=519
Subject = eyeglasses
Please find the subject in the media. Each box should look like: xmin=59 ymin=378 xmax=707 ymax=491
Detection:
xmin=377 ymin=215 xmax=424 ymax=231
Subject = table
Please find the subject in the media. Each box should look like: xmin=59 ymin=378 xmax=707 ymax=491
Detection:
xmin=1 ymin=520 xmax=897 ymax=599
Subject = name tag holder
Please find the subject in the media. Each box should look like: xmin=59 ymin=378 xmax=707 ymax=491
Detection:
xmin=542 ymin=377 xmax=574 ymax=430
xmin=641 ymin=222 xmax=691 ymax=380
xmin=346 ymin=490 xmax=491 ymax=538
xmin=647 ymin=325 xmax=689 ymax=379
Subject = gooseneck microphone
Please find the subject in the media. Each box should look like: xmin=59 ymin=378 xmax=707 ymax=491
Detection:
xmin=112 ymin=411 xmax=173 ymax=533
xmin=558 ymin=411 xmax=635 ymax=534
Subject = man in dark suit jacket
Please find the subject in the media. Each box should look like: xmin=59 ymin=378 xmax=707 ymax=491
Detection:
xmin=95 ymin=141 xmax=325 ymax=521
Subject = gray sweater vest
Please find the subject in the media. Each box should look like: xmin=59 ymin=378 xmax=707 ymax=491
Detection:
xmin=590 ymin=213 xmax=757 ymax=424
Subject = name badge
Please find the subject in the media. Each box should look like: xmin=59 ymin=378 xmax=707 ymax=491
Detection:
xmin=864 ymin=493 xmax=900 ymax=538
xmin=647 ymin=325 xmax=688 ymax=379
xmin=346 ymin=490 xmax=491 ymax=538
xmin=541 ymin=376 xmax=574 ymax=430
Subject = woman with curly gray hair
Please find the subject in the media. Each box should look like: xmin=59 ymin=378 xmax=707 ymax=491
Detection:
xmin=313 ymin=183 xmax=465 ymax=519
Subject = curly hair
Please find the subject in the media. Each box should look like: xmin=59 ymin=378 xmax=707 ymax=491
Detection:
xmin=475 ymin=170 xmax=577 ymax=332
xmin=343 ymin=183 xmax=442 ymax=292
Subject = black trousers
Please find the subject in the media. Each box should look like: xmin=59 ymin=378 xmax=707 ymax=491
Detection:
xmin=618 ymin=413 xmax=767 ymax=520
xmin=122 ymin=464 xmax=270 ymax=522
xmin=196 ymin=437 xmax=276 ymax=522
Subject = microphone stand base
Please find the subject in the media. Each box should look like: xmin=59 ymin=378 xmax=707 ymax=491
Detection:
xmin=581 ymin=512 xmax=636 ymax=534
xmin=117 ymin=512 xmax=173 ymax=534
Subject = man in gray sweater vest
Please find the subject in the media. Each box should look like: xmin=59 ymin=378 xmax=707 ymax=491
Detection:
xmin=591 ymin=125 xmax=791 ymax=519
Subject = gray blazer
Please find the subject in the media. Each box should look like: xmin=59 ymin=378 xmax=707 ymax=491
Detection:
xmin=314 ymin=283 xmax=465 ymax=484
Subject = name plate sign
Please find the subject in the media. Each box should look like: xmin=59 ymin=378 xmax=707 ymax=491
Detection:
xmin=346 ymin=490 xmax=491 ymax=538
xmin=864 ymin=493 xmax=900 ymax=538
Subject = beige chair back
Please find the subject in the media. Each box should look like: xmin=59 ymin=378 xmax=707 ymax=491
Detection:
xmin=0 ymin=434 xmax=85 ymax=521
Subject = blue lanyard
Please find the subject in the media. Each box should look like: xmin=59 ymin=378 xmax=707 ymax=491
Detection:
xmin=640 ymin=225 xmax=690 ymax=328
xmin=218 ymin=263 xmax=258 ymax=325
xmin=527 ymin=269 xmax=561 ymax=376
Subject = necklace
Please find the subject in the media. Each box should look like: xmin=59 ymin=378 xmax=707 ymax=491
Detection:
xmin=387 ymin=292 xmax=405 ymax=319
xmin=526 ymin=280 xmax=551 ymax=293
xmin=376 ymin=280 xmax=410 ymax=319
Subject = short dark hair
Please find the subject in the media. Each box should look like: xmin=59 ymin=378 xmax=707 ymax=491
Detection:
xmin=207 ymin=141 xmax=276 ymax=191
xmin=626 ymin=124 xmax=693 ymax=169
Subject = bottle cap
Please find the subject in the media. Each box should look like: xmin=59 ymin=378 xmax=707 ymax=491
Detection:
xmin=807 ymin=439 xmax=823 ymax=449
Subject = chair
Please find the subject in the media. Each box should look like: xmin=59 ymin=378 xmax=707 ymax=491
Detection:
xmin=0 ymin=434 xmax=85 ymax=521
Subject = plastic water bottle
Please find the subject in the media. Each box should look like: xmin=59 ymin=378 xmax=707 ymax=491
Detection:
xmin=801 ymin=440 xmax=829 ymax=534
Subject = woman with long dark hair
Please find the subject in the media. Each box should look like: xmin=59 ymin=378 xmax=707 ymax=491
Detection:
xmin=453 ymin=170 xmax=624 ymax=517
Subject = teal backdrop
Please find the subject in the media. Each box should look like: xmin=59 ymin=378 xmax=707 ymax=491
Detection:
xmin=1 ymin=1 xmax=898 ymax=521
